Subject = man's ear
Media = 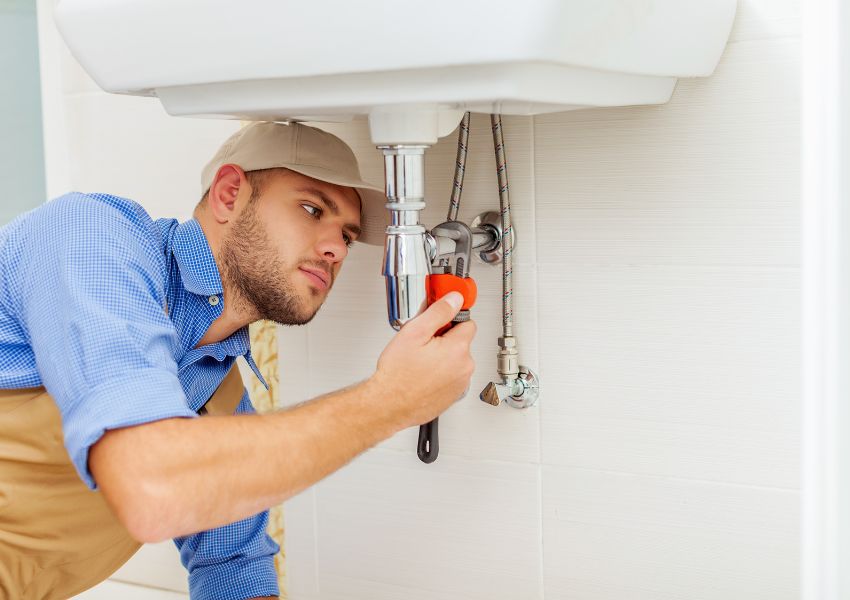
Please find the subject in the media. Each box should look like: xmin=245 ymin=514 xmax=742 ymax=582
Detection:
xmin=207 ymin=164 xmax=246 ymax=224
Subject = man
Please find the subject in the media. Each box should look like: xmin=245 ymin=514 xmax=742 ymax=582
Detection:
xmin=0 ymin=122 xmax=476 ymax=599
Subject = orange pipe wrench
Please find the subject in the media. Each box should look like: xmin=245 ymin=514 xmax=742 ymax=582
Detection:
xmin=418 ymin=221 xmax=477 ymax=463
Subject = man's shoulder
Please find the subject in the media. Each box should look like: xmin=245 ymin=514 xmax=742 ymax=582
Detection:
xmin=0 ymin=193 xmax=178 ymax=276
xmin=43 ymin=192 xmax=154 ymax=227
xmin=7 ymin=192 xmax=172 ymax=245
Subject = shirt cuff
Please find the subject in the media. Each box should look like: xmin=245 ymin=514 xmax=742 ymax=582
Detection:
xmin=188 ymin=554 xmax=280 ymax=600
xmin=62 ymin=368 xmax=197 ymax=489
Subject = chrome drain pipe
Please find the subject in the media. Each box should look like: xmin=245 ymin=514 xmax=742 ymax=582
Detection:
xmin=379 ymin=145 xmax=431 ymax=331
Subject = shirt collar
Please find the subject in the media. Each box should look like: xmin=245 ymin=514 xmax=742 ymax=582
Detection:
xmin=170 ymin=218 xmax=268 ymax=391
xmin=244 ymin=348 xmax=270 ymax=391
xmin=171 ymin=219 xmax=223 ymax=297
xmin=218 ymin=327 xmax=270 ymax=391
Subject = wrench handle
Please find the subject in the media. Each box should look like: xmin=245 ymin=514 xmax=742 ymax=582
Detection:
xmin=417 ymin=418 xmax=439 ymax=463
xmin=416 ymin=274 xmax=477 ymax=464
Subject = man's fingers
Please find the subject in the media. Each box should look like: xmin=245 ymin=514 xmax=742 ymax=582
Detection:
xmin=440 ymin=319 xmax=476 ymax=343
xmin=401 ymin=292 xmax=464 ymax=341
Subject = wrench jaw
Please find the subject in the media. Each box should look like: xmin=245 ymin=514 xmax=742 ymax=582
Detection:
xmin=430 ymin=221 xmax=474 ymax=279
xmin=428 ymin=221 xmax=477 ymax=337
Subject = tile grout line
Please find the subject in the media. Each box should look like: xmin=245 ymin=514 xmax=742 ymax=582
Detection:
xmin=530 ymin=114 xmax=546 ymax=600
xmin=305 ymin=325 xmax=322 ymax=597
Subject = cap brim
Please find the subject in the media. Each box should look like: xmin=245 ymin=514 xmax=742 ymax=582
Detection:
xmin=275 ymin=164 xmax=388 ymax=247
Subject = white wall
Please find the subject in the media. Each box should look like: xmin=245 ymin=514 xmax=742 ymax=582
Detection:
xmin=282 ymin=1 xmax=802 ymax=598
xmin=1 ymin=0 xmax=46 ymax=224
xmin=39 ymin=0 xmax=801 ymax=598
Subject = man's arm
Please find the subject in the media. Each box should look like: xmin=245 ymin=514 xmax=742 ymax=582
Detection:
xmin=90 ymin=293 xmax=475 ymax=543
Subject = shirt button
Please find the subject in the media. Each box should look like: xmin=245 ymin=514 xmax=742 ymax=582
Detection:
xmin=208 ymin=295 xmax=220 ymax=306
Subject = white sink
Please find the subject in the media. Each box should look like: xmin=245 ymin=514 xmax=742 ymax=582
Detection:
xmin=55 ymin=0 xmax=736 ymax=143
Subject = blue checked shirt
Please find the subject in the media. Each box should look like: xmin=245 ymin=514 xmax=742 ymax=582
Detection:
xmin=0 ymin=193 xmax=280 ymax=599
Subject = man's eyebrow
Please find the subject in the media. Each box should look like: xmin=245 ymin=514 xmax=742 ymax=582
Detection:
xmin=297 ymin=187 xmax=362 ymax=239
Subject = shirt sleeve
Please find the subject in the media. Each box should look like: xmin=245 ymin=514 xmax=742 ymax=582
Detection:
xmin=10 ymin=193 xmax=197 ymax=488
xmin=174 ymin=388 xmax=281 ymax=600
xmin=175 ymin=510 xmax=281 ymax=600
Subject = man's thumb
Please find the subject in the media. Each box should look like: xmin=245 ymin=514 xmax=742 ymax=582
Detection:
xmin=402 ymin=292 xmax=463 ymax=339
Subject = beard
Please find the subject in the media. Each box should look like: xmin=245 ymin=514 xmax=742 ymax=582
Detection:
xmin=219 ymin=198 xmax=323 ymax=326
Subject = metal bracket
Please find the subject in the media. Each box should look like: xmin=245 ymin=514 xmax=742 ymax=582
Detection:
xmin=470 ymin=211 xmax=515 ymax=265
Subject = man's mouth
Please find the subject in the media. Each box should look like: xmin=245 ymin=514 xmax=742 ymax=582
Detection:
xmin=298 ymin=266 xmax=330 ymax=290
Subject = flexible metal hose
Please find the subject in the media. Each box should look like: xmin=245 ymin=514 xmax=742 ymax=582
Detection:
xmin=490 ymin=114 xmax=514 ymax=339
xmin=447 ymin=112 xmax=471 ymax=222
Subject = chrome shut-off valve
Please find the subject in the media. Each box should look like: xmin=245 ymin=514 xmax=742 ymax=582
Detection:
xmin=480 ymin=364 xmax=540 ymax=409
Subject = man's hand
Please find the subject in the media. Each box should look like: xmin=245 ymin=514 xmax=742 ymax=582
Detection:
xmin=372 ymin=291 xmax=476 ymax=428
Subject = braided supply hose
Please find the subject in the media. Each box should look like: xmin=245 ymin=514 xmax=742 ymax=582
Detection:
xmin=447 ymin=112 xmax=471 ymax=222
xmin=490 ymin=114 xmax=514 ymax=340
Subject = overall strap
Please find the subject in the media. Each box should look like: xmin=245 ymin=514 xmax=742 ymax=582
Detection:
xmin=201 ymin=365 xmax=245 ymax=416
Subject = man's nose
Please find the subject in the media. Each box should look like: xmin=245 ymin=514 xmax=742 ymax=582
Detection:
xmin=316 ymin=230 xmax=349 ymax=263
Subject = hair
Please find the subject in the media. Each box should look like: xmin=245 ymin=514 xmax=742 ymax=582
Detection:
xmin=197 ymin=167 xmax=290 ymax=207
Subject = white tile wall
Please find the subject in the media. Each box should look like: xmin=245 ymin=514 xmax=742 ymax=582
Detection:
xmin=282 ymin=1 xmax=801 ymax=597
xmin=312 ymin=450 xmax=540 ymax=600
xmin=42 ymin=0 xmax=801 ymax=598
xmin=542 ymin=466 xmax=798 ymax=600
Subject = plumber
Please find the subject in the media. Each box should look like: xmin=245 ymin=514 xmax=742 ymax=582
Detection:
xmin=0 ymin=122 xmax=477 ymax=600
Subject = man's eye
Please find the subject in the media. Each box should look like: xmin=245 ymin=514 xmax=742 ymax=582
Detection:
xmin=343 ymin=234 xmax=353 ymax=248
xmin=302 ymin=204 xmax=321 ymax=218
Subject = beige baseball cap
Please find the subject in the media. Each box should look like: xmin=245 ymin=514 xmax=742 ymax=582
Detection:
xmin=201 ymin=121 xmax=388 ymax=246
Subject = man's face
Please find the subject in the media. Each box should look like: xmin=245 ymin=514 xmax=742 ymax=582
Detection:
xmin=219 ymin=169 xmax=362 ymax=325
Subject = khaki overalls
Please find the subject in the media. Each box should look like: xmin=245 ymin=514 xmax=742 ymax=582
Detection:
xmin=0 ymin=365 xmax=245 ymax=599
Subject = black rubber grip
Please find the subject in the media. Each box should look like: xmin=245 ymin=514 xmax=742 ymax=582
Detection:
xmin=417 ymin=418 xmax=439 ymax=463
